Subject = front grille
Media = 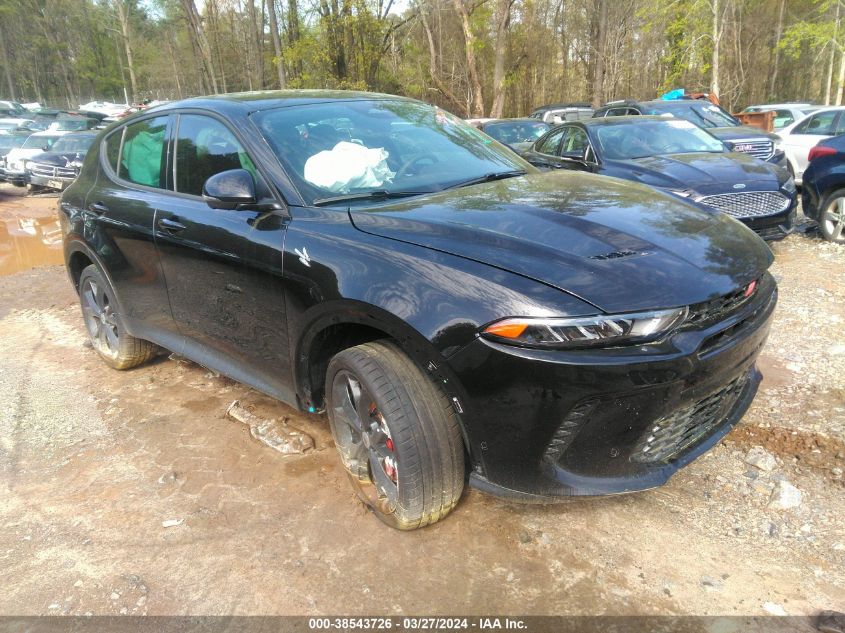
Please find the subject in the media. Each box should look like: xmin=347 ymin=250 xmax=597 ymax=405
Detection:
xmin=729 ymin=139 xmax=774 ymax=160
xmin=29 ymin=163 xmax=76 ymax=178
xmin=631 ymin=375 xmax=748 ymax=464
xmin=698 ymin=191 xmax=790 ymax=218
xmin=686 ymin=281 xmax=757 ymax=327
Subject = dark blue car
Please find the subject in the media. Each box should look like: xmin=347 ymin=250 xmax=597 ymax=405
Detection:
xmin=801 ymin=134 xmax=845 ymax=244
xmin=522 ymin=116 xmax=797 ymax=240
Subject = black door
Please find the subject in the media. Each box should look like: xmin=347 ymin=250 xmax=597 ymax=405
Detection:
xmin=154 ymin=112 xmax=295 ymax=403
xmin=85 ymin=114 xmax=176 ymax=338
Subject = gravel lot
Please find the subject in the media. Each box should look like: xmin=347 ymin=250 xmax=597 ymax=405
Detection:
xmin=0 ymin=183 xmax=842 ymax=619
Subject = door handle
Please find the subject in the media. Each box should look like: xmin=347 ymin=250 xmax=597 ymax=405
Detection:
xmin=157 ymin=217 xmax=187 ymax=233
xmin=88 ymin=202 xmax=109 ymax=215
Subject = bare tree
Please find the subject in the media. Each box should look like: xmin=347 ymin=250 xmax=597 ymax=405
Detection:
xmin=114 ymin=0 xmax=138 ymax=102
xmin=453 ymin=0 xmax=485 ymax=116
xmin=266 ymin=0 xmax=287 ymax=88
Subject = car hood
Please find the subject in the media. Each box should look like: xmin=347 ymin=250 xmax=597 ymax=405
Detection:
xmin=348 ymin=172 xmax=772 ymax=313
xmin=6 ymin=148 xmax=45 ymax=162
xmin=29 ymin=151 xmax=87 ymax=167
xmin=709 ymin=126 xmax=780 ymax=142
xmin=607 ymin=152 xmax=783 ymax=191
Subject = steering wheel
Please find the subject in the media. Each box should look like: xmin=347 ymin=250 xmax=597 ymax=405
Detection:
xmin=395 ymin=153 xmax=439 ymax=178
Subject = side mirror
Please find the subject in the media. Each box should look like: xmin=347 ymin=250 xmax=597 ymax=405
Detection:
xmin=42 ymin=145 xmax=50 ymax=151
xmin=202 ymin=169 xmax=257 ymax=210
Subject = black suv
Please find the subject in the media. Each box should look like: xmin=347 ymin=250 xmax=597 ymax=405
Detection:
xmin=60 ymin=91 xmax=776 ymax=529
xmin=594 ymin=99 xmax=787 ymax=170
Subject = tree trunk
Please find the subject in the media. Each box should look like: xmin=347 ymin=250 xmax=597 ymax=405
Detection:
xmin=489 ymin=0 xmax=513 ymax=117
xmin=181 ymin=0 xmax=219 ymax=94
xmin=590 ymin=0 xmax=607 ymax=108
xmin=246 ymin=0 xmax=264 ymax=88
xmin=287 ymin=0 xmax=302 ymax=79
xmin=266 ymin=0 xmax=286 ymax=88
xmin=768 ymin=0 xmax=785 ymax=99
xmin=114 ymin=1 xmax=138 ymax=102
xmin=837 ymin=47 xmax=845 ymax=105
xmin=826 ymin=2 xmax=841 ymax=105
xmin=711 ymin=0 xmax=721 ymax=99
xmin=453 ymin=0 xmax=485 ymax=117
xmin=0 ymin=24 xmax=15 ymax=100
xmin=421 ymin=6 xmax=466 ymax=114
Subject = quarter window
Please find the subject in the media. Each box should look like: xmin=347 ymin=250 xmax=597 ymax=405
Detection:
xmin=104 ymin=128 xmax=123 ymax=173
xmin=174 ymin=114 xmax=257 ymax=196
xmin=119 ymin=116 xmax=169 ymax=188
xmin=536 ymin=128 xmax=565 ymax=155
xmin=561 ymin=127 xmax=590 ymax=157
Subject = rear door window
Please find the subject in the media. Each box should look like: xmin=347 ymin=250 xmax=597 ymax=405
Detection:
xmin=119 ymin=116 xmax=169 ymax=188
xmin=801 ymin=111 xmax=839 ymax=136
xmin=174 ymin=114 xmax=257 ymax=196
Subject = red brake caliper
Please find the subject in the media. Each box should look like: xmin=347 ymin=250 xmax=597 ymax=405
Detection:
xmin=370 ymin=403 xmax=397 ymax=482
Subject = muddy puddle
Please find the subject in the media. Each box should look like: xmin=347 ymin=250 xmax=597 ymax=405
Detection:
xmin=0 ymin=214 xmax=64 ymax=276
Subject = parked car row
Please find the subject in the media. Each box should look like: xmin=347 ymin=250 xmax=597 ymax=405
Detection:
xmin=471 ymin=95 xmax=845 ymax=244
xmin=0 ymin=130 xmax=96 ymax=191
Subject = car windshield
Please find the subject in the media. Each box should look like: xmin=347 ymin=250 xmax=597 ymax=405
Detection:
xmin=595 ymin=119 xmax=725 ymax=159
xmin=49 ymin=120 xmax=88 ymax=131
xmin=21 ymin=135 xmax=59 ymax=150
xmin=0 ymin=136 xmax=27 ymax=151
xmin=482 ymin=121 xmax=550 ymax=144
xmin=648 ymin=103 xmax=738 ymax=128
xmin=51 ymin=136 xmax=95 ymax=153
xmin=253 ymin=99 xmax=530 ymax=206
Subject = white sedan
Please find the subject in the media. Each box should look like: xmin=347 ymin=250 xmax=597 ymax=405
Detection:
xmin=777 ymin=106 xmax=845 ymax=184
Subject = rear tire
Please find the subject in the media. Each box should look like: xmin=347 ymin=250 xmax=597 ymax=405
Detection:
xmin=818 ymin=188 xmax=845 ymax=244
xmin=78 ymin=264 xmax=156 ymax=369
xmin=326 ymin=341 xmax=465 ymax=530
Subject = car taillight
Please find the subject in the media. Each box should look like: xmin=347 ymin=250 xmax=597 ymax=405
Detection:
xmin=808 ymin=145 xmax=837 ymax=162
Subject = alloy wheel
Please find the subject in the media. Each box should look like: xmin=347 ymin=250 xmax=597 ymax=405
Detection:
xmin=823 ymin=196 xmax=845 ymax=242
xmin=330 ymin=369 xmax=399 ymax=514
xmin=81 ymin=278 xmax=120 ymax=358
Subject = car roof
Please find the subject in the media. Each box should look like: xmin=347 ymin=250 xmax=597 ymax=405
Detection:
xmin=147 ymin=90 xmax=416 ymax=116
xmin=572 ymin=115 xmax=671 ymax=127
xmin=483 ymin=118 xmax=549 ymax=125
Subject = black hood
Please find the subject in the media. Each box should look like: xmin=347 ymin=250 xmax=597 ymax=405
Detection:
xmin=605 ymin=151 xmax=785 ymax=193
xmin=709 ymin=125 xmax=780 ymax=143
xmin=349 ymin=171 xmax=772 ymax=313
xmin=28 ymin=150 xmax=87 ymax=168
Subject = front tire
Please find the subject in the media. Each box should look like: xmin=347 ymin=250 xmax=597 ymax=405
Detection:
xmin=326 ymin=341 xmax=465 ymax=529
xmin=78 ymin=264 xmax=156 ymax=369
xmin=819 ymin=188 xmax=845 ymax=244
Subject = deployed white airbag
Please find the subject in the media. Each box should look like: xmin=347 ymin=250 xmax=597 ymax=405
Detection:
xmin=304 ymin=141 xmax=395 ymax=192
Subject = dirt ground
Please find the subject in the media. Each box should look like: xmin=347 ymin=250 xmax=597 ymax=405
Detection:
xmin=0 ymin=182 xmax=843 ymax=618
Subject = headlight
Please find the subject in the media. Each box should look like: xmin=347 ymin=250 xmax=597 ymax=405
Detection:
xmin=482 ymin=307 xmax=688 ymax=349
xmin=666 ymin=189 xmax=694 ymax=198
xmin=782 ymin=175 xmax=796 ymax=194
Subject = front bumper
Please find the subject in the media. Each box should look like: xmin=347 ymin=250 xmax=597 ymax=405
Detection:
xmin=448 ymin=273 xmax=777 ymax=501
xmin=28 ymin=173 xmax=74 ymax=190
xmin=739 ymin=198 xmax=797 ymax=241
xmin=1 ymin=167 xmax=27 ymax=186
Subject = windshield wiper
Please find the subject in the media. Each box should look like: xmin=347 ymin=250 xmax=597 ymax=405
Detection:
xmin=442 ymin=170 xmax=527 ymax=190
xmin=312 ymin=190 xmax=429 ymax=207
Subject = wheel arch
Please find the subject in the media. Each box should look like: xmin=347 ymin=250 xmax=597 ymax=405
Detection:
xmin=64 ymin=240 xmax=129 ymax=319
xmin=293 ymin=301 xmax=477 ymax=463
